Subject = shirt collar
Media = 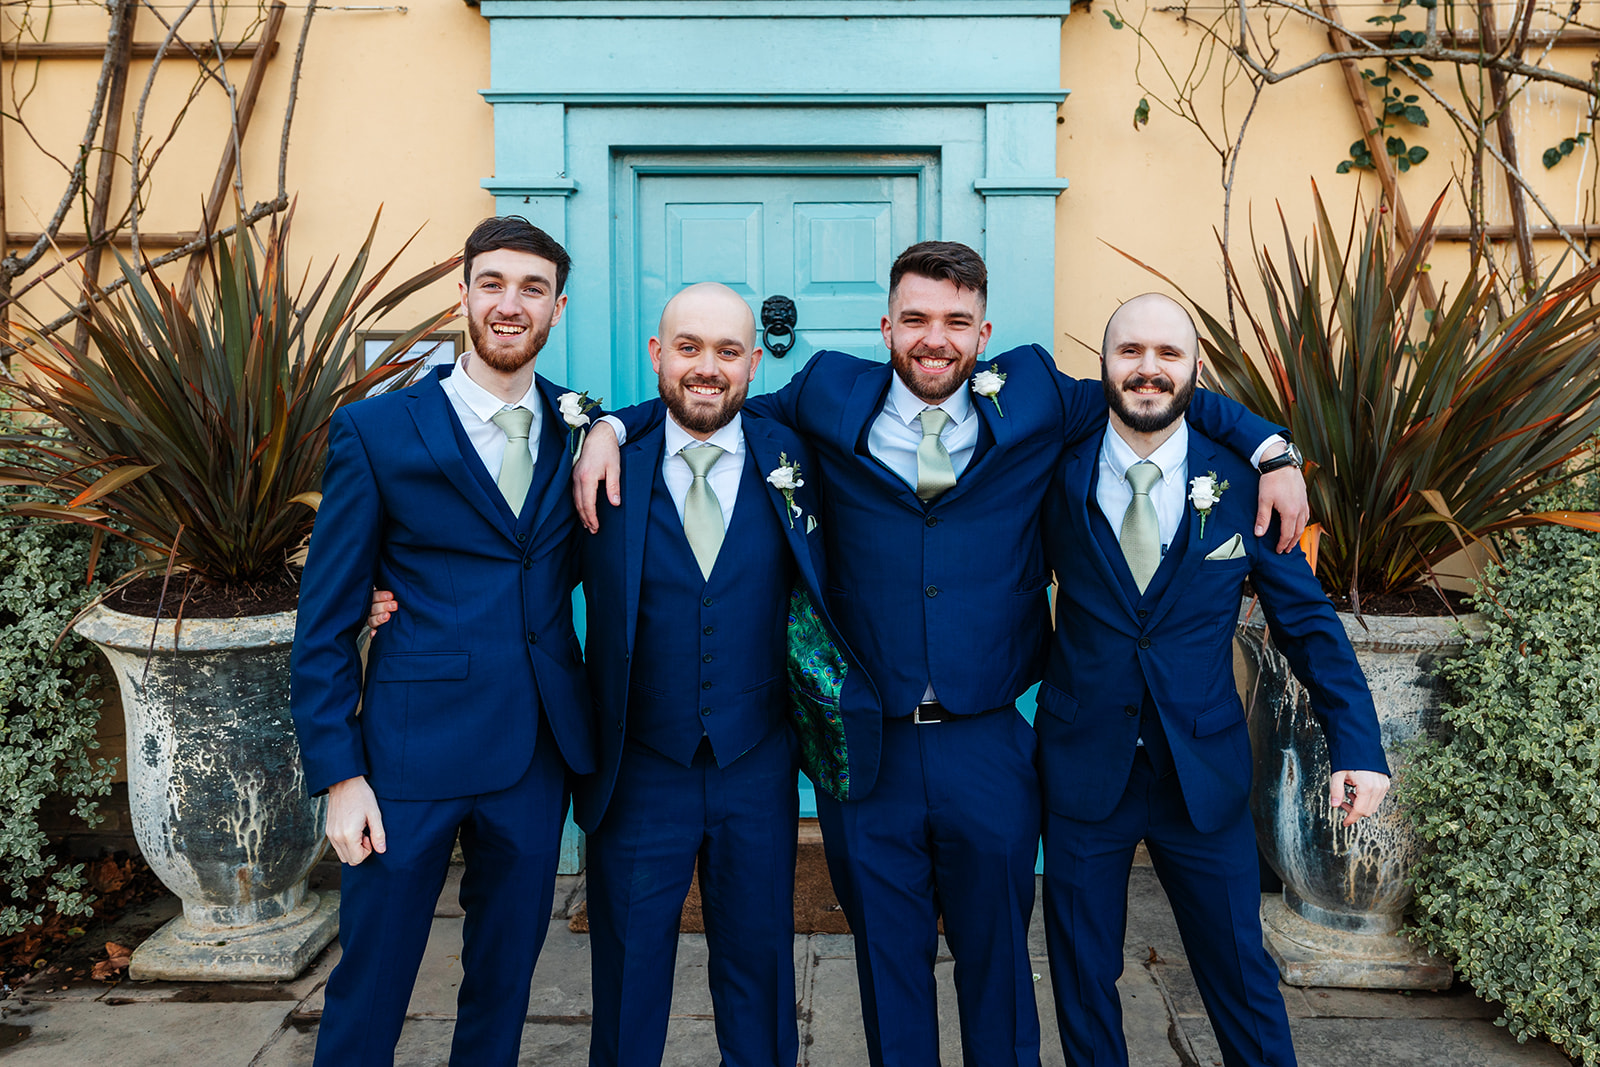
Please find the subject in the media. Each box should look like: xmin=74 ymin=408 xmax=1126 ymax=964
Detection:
xmin=451 ymin=353 xmax=541 ymax=423
xmin=886 ymin=369 xmax=975 ymax=427
xmin=1102 ymin=418 xmax=1189 ymax=488
xmin=665 ymin=411 xmax=745 ymax=459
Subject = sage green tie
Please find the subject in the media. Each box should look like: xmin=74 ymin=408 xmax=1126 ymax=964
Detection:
xmin=916 ymin=408 xmax=957 ymax=502
xmin=682 ymin=445 xmax=726 ymax=580
xmin=1120 ymin=460 xmax=1163 ymax=594
xmin=490 ymin=407 xmax=535 ymax=516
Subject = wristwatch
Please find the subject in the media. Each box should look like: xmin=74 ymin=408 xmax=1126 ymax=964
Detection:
xmin=1258 ymin=441 xmax=1304 ymax=474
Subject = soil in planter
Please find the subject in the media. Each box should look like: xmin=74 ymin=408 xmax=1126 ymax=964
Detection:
xmin=1244 ymin=580 xmax=1475 ymax=618
xmin=0 ymin=853 xmax=167 ymax=989
xmin=105 ymin=570 xmax=300 ymax=620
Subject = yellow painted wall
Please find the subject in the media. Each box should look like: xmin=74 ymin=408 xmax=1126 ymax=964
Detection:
xmin=1055 ymin=2 xmax=1599 ymax=377
xmin=2 ymin=2 xmax=489 ymax=333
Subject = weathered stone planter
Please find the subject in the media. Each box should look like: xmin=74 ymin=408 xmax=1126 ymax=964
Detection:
xmin=1235 ymin=601 xmax=1483 ymax=990
xmin=74 ymin=603 xmax=336 ymax=981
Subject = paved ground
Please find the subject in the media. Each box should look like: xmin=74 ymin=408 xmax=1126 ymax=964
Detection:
xmin=0 ymin=851 xmax=1572 ymax=1066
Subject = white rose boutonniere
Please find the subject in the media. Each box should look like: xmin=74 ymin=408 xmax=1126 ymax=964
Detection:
xmin=970 ymin=363 xmax=1008 ymax=417
xmin=766 ymin=453 xmax=805 ymax=528
xmin=557 ymin=390 xmax=602 ymax=457
xmin=1189 ymin=472 xmax=1230 ymax=539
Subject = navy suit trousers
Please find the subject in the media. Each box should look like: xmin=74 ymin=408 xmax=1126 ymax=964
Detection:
xmin=313 ymin=726 xmax=567 ymax=1067
xmin=816 ymin=709 xmax=1042 ymax=1067
xmin=586 ymin=728 xmax=800 ymax=1067
xmin=1041 ymin=750 xmax=1296 ymax=1067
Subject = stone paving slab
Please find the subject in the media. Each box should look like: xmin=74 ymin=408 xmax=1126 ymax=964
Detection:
xmin=0 ymin=1000 xmax=291 ymax=1066
xmin=1180 ymin=1015 xmax=1571 ymax=1067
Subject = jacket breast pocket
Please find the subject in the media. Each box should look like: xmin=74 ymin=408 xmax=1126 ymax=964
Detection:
xmin=370 ymin=652 xmax=470 ymax=683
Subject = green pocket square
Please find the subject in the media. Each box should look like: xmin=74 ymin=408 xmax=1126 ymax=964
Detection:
xmin=786 ymin=586 xmax=851 ymax=800
xmin=1204 ymin=533 xmax=1246 ymax=561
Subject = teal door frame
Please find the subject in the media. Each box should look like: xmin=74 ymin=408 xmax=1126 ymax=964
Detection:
xmin=476 ymin=0 xmax=1073 ymax=869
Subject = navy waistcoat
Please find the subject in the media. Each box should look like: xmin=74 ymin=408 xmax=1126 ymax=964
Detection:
xmin=626 ymin=449 xmax=796 ymax=768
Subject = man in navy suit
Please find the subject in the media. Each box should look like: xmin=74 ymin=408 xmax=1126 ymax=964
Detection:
xmin=291 ymin=217 xmax=596 ymax=1067
xmin=578 ymin=245 xmax=1309 ymax=1067
xmin=1036 ymin=293 xmax=1391 ymax=1066
xmin=574 ymin=282 xmax=874 ymax=1066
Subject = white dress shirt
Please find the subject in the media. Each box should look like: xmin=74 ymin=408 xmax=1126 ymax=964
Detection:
xmin=662 ymin=413 xmax=746 ymax=525
xmin=867 ymin=373 xmax=982 ymax=487
xmin=1095 ymin=418 xmax=1191 ymax=556
xmin=441 ymin=354 xmax=543 ymax=476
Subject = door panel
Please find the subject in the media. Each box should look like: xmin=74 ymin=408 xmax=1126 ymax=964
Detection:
xmin=638 ymin=172 xmax=919 ymax=399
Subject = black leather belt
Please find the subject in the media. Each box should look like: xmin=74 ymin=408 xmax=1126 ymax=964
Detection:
xmin=904 ymin=701 xmax=1009 ymax=725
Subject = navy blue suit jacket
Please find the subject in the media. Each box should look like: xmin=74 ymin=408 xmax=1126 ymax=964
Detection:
xmin=574 ymin=403 xmax=876 ymax=830
xmin=1037 ymin=427 xmax=1388 ymax=834
xmin=621 ymin=345 xmax=1285 ymax=799
xmin=291 ymin=366 xmax=596 ymax=801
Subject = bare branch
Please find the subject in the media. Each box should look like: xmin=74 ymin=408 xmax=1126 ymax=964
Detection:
xmin=280 ymin=3 xmax=320 ymax=200
xmin=128 ymin=0 xmax=205 ymax=260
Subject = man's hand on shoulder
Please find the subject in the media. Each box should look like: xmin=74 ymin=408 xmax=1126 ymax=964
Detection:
xmin=1329 ymin=769 xmax=1390 ymax=827
xmin=326 ymin=775 xmax=386 ymax=865
xmin=572 ymin=421 xmax=621 ymax=533
xmin=1256 ymin=442 xmax=1309 ymax=553
xmin=368 ymin=590 xmax=396 ymax=634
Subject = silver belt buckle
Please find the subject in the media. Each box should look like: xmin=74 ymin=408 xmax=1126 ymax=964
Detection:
xmin=912 ymin=702 xmax=942 ymax=724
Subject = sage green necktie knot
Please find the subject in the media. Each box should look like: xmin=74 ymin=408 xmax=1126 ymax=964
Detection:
xmin=915 ymin=407 xmax=957 ymax=502
xmin=682 ymin=444 xmax=726 ymax=580
xmin=490 ymin=406 xmax=535 ymax=515
xmin=1120 ymin=459 xmax=1163 ymax=594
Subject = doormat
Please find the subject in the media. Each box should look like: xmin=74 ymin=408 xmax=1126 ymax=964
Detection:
xmin=569 ymin=819 xmax=851 ymax=935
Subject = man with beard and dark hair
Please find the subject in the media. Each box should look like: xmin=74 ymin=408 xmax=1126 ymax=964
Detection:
xmin=291 ymin=216 xmax=597 ymax=1067
xmin=1036 ymin=293 xmax=1389 ymax=1067
xmin=576 ymin=251 xmax=1310 ymax=1067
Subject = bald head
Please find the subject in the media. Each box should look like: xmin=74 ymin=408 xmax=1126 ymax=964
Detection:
xmin=658 ymin=282 xmax=757 ymax=351
xmin=649 ymin=282 xmax=763 ymax=440
xmin=1100 ymin=293 xmax=1199 ymax=361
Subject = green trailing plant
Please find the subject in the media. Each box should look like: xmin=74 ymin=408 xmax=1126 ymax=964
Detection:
xmin=0 ymin=402 xmax=134 ymax=936
xmin=0 ymin=206 xmax=459 ymax=590
xmin=1130 ymin=184 xmax=1600 ymax=607
xmin=1403 ymin=469 xmax=1600 ymax=1066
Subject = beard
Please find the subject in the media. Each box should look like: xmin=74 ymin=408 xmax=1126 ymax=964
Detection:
xmin=889 ymin=342 xmax=977 ymax=404
xmin=1102 ymin=369 xmax=1196 ymax=433
xmin=660 ymin=373 xmax=749 ymax=434
xmin=468 ymin=315 xmax=552 ymax=373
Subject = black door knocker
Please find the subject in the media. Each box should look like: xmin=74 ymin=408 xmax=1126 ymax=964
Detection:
xmin=760 ymin=295 xmax=798 ymax=358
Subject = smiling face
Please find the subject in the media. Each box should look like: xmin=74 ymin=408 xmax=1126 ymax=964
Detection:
xmin=882 ymin=273 xmax=993 ymax=404
xmin=1100 ymin=293 xmax=1201 ymax=436
xmin=459 ymin=248 xmax=568 ymax=374
xmin=649 ymin=283 xmax=762 ymax=439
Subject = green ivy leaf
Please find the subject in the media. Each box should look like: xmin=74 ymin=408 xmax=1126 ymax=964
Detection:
xmin=1409 ymin=145 xmax=1429 ymax=164
xmin=1133 ymin=97 xmax=1150 ymax=129
xmin=1102 ymin=9 xmax=1124 ymax=29
xmin=1404 ymin=105 xmax=1430 ymax=126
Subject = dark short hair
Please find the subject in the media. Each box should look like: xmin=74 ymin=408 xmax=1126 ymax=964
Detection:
xmin=889 ymin=241 xmax=987 ymax=305
xmin=463 ymin=216 xmax=572 ymax=295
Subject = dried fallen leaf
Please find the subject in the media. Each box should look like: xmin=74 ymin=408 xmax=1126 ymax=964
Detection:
xmin=91 ymin=942 xmax=133 ymax=981
xmin=104 ymin=942 xmax=131 ymax=959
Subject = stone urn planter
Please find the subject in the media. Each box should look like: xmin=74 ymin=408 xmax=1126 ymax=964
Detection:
xmin=1235 ymin=600 xmax=1483 ymax=990
xmin=74 ymin=603 xmax=336 ymax=981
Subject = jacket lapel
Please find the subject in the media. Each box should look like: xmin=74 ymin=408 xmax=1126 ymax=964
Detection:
xmin=408 ymin=367 xmax=510 ymax=536
xmin=621 ymin=413 xmax=666 ymax=655
xmin=841 ymin=364 xmax=922 ymax=510
xmin=743 ymin=420 xmax=824 ymax=596
xmin=1143 ymin=432 xmax=1219 ymax=632
xmin=1063 ymin=438 xmax=1140 ymax=620
xmin=934 ymin=386 xmax=1011 ymax=508
xmin=523 ymin=376 xmax=580 ymax=540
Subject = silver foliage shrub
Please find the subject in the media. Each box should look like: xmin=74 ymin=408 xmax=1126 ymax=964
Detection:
xmin=1405 ymin=473 xmax=1600 ymax=1065
xmin=0 ymin=404 xmax=124 ymax=935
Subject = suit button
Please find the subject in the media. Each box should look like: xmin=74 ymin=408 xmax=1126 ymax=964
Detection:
xmin=703 ymin=625 xmax=715 ymax=635
xmin=702 ymin=681 xmax=713 ymax=690
xmin=615 ymin=718 xmax=624 ymax=731
xmin=701 ymin=706 xmax=713 ymax=717
xmin=517 ymin=532 xmax=527 ymax=543
xmin=527 ymin=632 xmax=538 ymax=644
xmin=523 ymin=558 xmax=532 ymax=570
xmin=925 ymin=516 xmax=940 ymax=528
xmin=702 ymin=653 xmax=713 ymax=663
xmin=703 ymin=597 xmax=714 ymax=607
xmin=1123 ymin=705 xmax=1139 ymax=718
xmin=1138 ymin=637 xmax=1151 ymax=649
xmin=1137 ymin=608 xmax=1149 ymax=619
xmin=925 ymin=585 xmax=939 ymax=598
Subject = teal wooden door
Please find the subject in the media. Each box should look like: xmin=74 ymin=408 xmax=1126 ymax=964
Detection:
xmin=631 ymin=169 xmax=923 ymax=816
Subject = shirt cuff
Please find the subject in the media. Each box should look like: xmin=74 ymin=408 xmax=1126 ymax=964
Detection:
xmin=1251 ymin=434 xmax=1287 ymax=470
xmin=598 ymin=414 xmax=628 ymax=446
